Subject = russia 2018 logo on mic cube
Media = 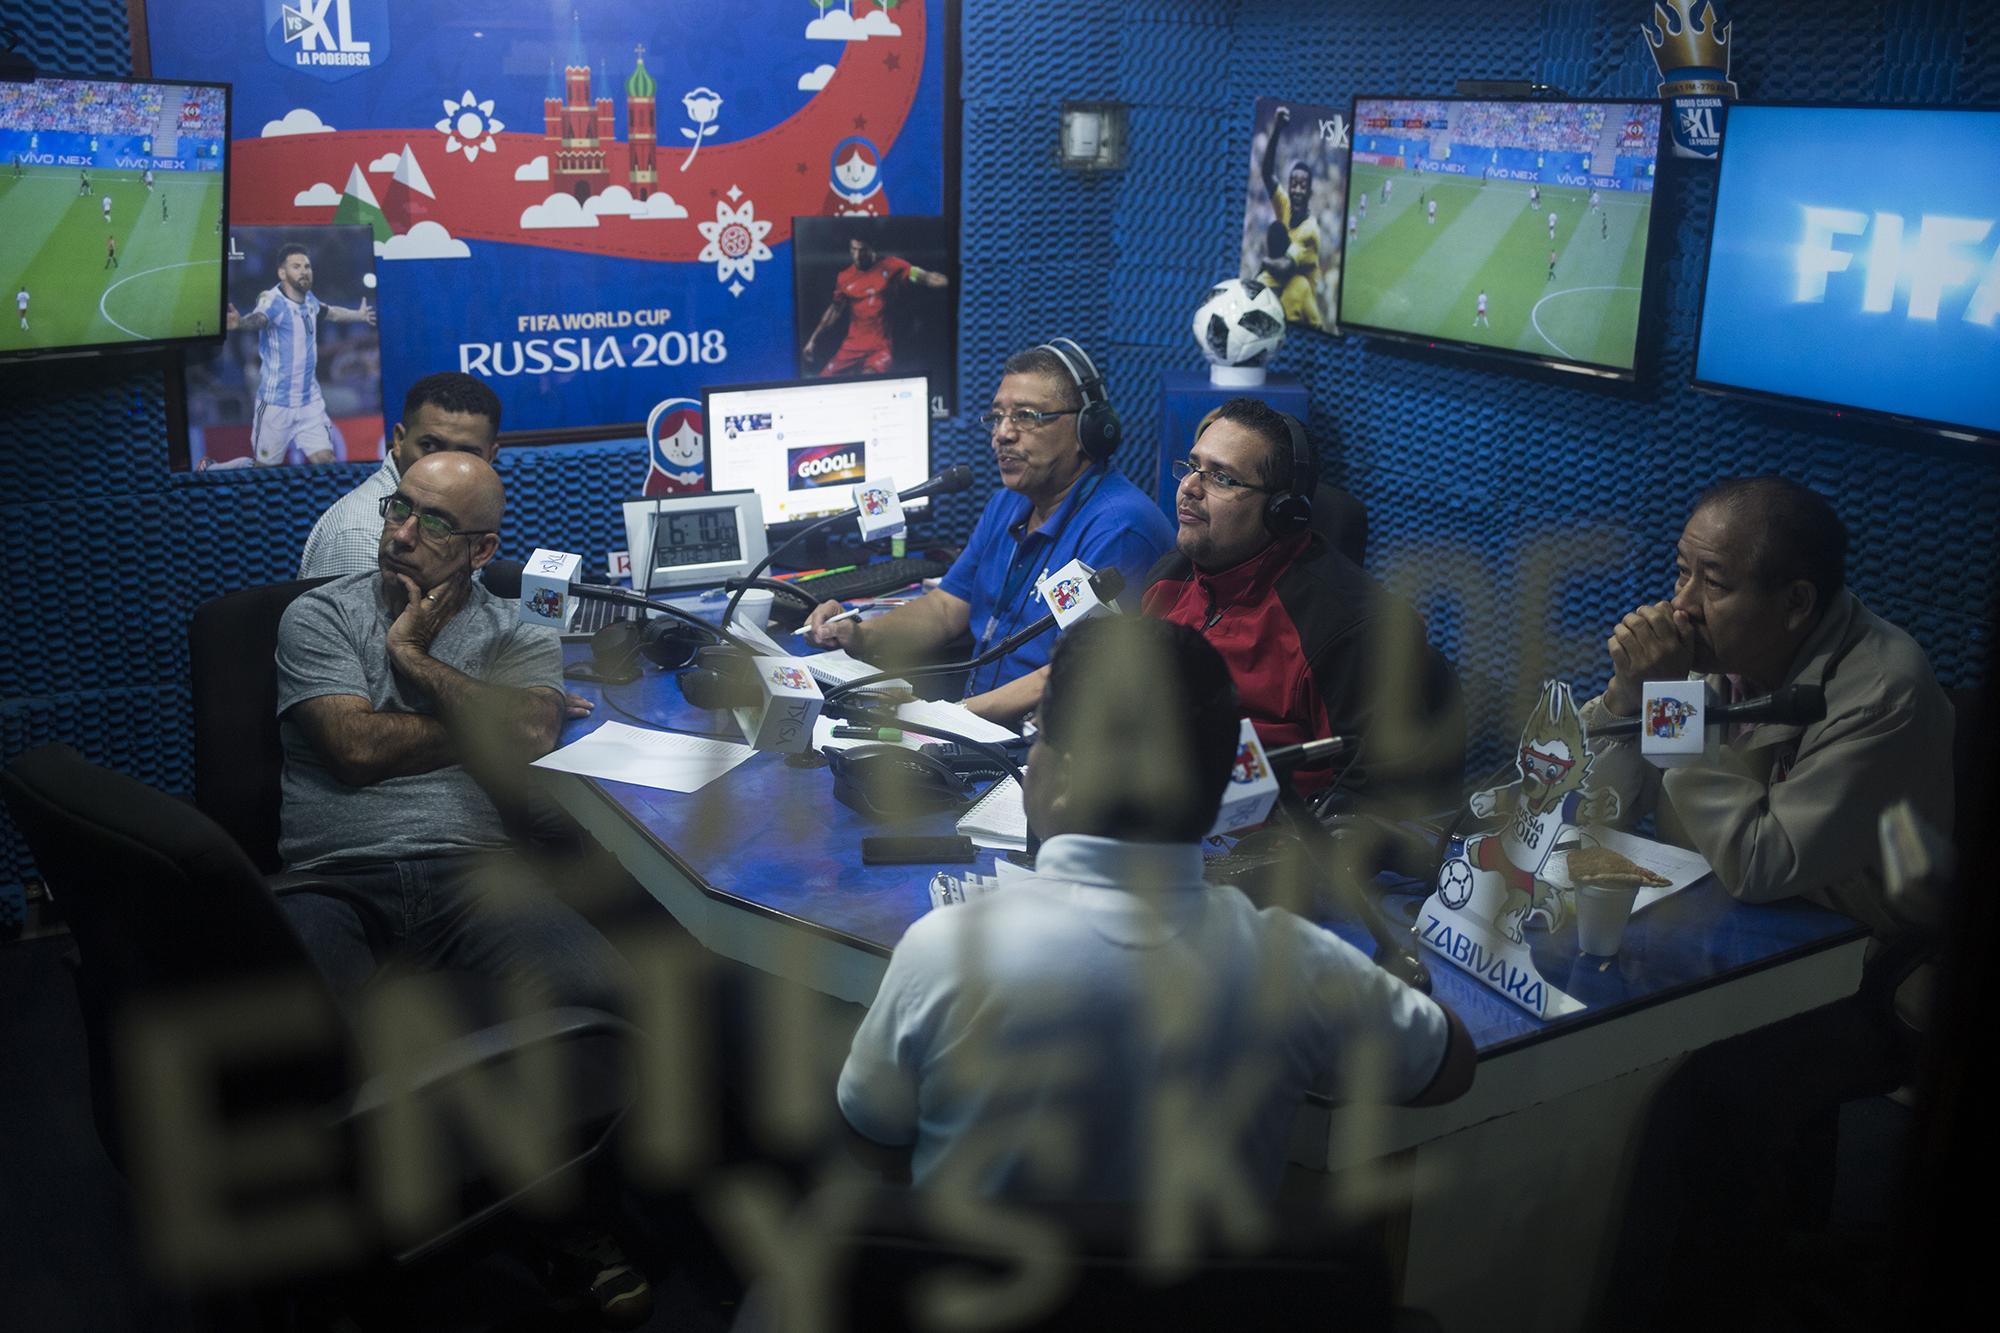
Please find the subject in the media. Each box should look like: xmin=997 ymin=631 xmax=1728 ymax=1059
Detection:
xmin=1209 ymin=719 xmax=1279 ymax=836
xmin=739 ymin=656 xmax=823 ymax=753
xmin=787 ymin=441 xmax=867 ymax=489
xmin=518 ymin=549 xmax=582 ymax=628
xmin=852 ymin=478 xmax=906 ymax=540
xmin=1035 ymin=558 xmax=1114 ymax=631
xmin=1641 ymin=679 xmax=1706 ymax=767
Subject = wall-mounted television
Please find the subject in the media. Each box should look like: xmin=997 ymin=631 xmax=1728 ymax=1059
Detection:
xmin=0 ymin=73 xmax=230 ymax=360
xmin=1692 ymin=102 xmax=2000 ymax=443
xmin=1339 ymin=96 xmax=1664 ymax=380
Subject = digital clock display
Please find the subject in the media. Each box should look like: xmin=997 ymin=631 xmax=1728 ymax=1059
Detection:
xmin=651 ymin=508 xmax=743 ymax=569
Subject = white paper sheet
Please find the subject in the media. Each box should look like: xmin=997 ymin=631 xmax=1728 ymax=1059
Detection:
xmin=799 ymin=648 xmax=911 ymax=693
xmin=532 ymin=721 xmax=756 ymax=792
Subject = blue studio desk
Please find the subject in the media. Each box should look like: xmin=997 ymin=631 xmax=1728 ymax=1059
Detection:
xmin=541 ymin=647 xmax=1869 ymax=1330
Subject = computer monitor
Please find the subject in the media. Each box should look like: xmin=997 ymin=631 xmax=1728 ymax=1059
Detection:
xmin=1 ymin=72 xmax=230 ymax=360
xmin=1692 ymin=103 xmax=2000 ymax=443
xmin=1339 ymin=96 xmax=1664 ymax=379
xmin=704 ymin=374 xmax=932 ymax=530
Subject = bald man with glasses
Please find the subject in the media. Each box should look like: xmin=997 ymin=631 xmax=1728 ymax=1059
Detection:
xmin=801 ymin=343 xmax=1172 ymax=724
xmin=272 ymin=451 xmax=630 ymax=1016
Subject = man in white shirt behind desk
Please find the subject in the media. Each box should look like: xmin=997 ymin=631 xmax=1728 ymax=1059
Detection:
xmin=837 ymin=616 xmax=1475 ymax=1205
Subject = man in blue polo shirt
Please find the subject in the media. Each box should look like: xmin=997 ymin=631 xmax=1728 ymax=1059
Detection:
xmin=802 ymin=343 xmax=1173 ymax=724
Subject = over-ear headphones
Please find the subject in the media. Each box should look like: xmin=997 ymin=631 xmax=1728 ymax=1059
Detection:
xmin=1036 ymin=337 xmax=1122 ymax=462
xmin=1264 ymin=410 xmax=1318 ymax=537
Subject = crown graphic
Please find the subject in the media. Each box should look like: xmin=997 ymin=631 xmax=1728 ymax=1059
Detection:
xmin=1645 ymin=0 xmax=1740 ymax=100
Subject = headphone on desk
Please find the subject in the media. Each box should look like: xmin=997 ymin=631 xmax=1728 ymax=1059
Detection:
xmin=1194 ymin=406 xmax=1319 ymax=536
xmin=1036 ymin=337 xmax=1122 ymax=462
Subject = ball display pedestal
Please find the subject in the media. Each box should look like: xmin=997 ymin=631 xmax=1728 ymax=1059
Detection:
xmin=1208 ymin=365 xmax=1269 ymax=387
xmin=1153 ymin=370 xmax=1309 ymax=521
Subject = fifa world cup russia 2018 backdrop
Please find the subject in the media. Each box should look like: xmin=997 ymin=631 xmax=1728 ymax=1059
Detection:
xmin=142 ymin=0 xmax=947 ymax=436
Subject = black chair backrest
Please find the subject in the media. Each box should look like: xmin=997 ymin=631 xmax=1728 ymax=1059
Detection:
xmin=0 ymin=744 xmax=347 ymax=1167
xmin=190 ymin=576 xmax=334 ymax=873
xmin=1312 ymin=482 xmax=1369 ymax=565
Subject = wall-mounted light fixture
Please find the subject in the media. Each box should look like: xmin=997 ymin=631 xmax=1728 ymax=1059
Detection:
xmin=1059 ymin=101 xmax=1127 ymax=172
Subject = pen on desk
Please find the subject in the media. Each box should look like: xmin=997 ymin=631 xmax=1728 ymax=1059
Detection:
xmin=794 ymin=605 xmax=868 ymax=635
xmin=794 ymin=564 xmax=857 ymax=583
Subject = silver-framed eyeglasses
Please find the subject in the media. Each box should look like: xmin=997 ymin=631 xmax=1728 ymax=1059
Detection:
xmin=378 ymin=495 xmax=494 ymax=542
xmin=1171 ymin=458 xmax=1274 ymax=494
xmin=978 ymin=407 xmax=1080 ymax=432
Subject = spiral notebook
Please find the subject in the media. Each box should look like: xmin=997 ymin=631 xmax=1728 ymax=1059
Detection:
xmin=956 ymin=775 xmax=1028 ymax=851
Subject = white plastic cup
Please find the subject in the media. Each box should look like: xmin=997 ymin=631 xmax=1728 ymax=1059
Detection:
xmin=736 ymin=588 xmax=774 ymax=628
xmin=1575 ymin=883 xmax=1640 ymax=956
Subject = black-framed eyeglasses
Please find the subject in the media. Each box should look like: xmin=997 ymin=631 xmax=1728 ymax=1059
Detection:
xmin=978 ymin=407 xmax=1080 ymax=432
xmin=378 ymin=495 xmax=494 ymax=542
xmin=1171 ymin=458 xmax=1274 ymax=494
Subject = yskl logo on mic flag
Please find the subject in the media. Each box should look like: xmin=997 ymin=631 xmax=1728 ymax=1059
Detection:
xmin=1035 ymin=558 xmax=1111 ymax=631
xmin=1641 ymin=679 xmax=1706 ymax=767
xmin=517 ymin=548 xmax=582 ymax=628
xmin=1642 ymin=0 xmax=1739 ymax=160
xmin=1209 ymin=719 xmax=1278 ymax=835
xmin=852 ymin=478 xmax=906 ymax=540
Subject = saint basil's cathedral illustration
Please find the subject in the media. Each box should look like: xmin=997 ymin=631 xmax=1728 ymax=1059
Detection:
xmin=543 ymin=21 xmax=657 ymax=202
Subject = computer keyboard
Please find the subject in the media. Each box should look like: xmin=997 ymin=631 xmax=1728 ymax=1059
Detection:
xmin=790 ymin=557 xmax=949 ymax=604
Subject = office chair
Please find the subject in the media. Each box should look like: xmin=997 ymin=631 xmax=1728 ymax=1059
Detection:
xmin=1311 ymin=481 xmax=1370 ymax=566
xmin=0 ymin=744 xmax=634 ymax=1296
xmin=189 ymin=576 xmax=334 ymax=873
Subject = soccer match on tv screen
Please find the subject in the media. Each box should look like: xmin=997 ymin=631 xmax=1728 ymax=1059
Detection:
xmin=1 ymin=75 xmax=228 ymax=358
xmin=1340 ymin=97 xmax=1662 ymax=373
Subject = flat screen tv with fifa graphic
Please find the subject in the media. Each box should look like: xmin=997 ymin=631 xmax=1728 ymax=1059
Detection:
xmin=1 ymin=73 xmax=230 ymax=359
xmin=1338 ymin=96 xmax=1664 ymax=379
xmin=1692 ymin=103 xmax=2000 ymax=442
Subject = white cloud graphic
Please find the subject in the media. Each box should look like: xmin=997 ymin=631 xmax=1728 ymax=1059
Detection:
xmin=367 ymin=152 xmax=401 ymax=173
xmin=292 ymin=181 xmax=340 ymax=207
xmin=513 ymin=155 xmax=550 ymax=182
xmin=635 ymin=192 xmax=688 ymax=220
xmin=583 ymin=185 xmax=640 ymax=217
xmin=519 ymin=192 xmax=598 ymax=229
xmin=261 ymin=107 xmax=335 ymax=137
xmin=807 ymin=11 xmax=900 ymax=41
xmin=798 ymin=64 xmax=835 ymax=91
xmin=375 ymin=221 xmax=471 ymax=260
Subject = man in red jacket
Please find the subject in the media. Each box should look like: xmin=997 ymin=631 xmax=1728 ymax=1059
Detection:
xmin=1142 ymin=397 xmax=1463 ymax=812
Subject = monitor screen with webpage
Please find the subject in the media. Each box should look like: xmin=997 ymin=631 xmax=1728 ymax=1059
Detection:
xmin=1692 ymin=103 xmax=2000 ymax=441
xmin=704 ymin=374 xmax=932 ymax=529
xmin=1 ymin=73 xmax=230 ymax=360
xmin=1339 ymin=96 xmax=1663 ymax=378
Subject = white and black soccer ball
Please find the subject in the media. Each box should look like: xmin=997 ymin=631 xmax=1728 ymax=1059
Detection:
xmin=1437 ymin=857 xmax=1476 ymax=910
xmin=1192 ymin=278 xmax=1286 ymax=368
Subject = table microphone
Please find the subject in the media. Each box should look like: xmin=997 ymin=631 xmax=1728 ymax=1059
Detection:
xmin=1263 ymin=736 xmax=1355 ymax=770
xmin=820 ymin=564 xmax=1125 ymax=710
xmin=1588 ymin=683 xmax=1826 ymax=738
xmin=676 ymin=646 xmax=824 ymax=752
xmin=720 ymin=464 xmax=976 ymax=628
xmin=514 ymin=548 xmax=769 ymax=655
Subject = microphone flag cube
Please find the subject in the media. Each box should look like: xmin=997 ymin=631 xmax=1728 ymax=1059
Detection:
xmin=1209 ymin=718 xmax=1280 ymax=836
xmin=1036 ymin=558 xmax=1113 ymax=631
xmin=519 ymin=549 xmax=583 ymax=628
xmin=852 ymin=478 xmax=908 ymax=541
xmin=1640 ymin=679 xmax=1707 ymax=768
xmin=738 ymin=656 xmax=825 ymax=753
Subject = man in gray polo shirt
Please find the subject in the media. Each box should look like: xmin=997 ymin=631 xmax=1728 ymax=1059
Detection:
xmin=276 ymin=450 xmax=627 ymax=1012
xmin=297 ymin=370 xmax=502 ymax=579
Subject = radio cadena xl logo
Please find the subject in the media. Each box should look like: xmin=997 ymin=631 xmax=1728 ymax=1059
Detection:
xmin=768 ymin=665 xmax=811 ymax=691
xmin=1049 ymin=577 xmax=1083 ymax=613
xmin=268 ymin=0 xmax=388 ymax=82
xmin=787 ymin=442 xmax=866 ymax=489
xmin=1231 ymin=741 xmax=1267 ymax=785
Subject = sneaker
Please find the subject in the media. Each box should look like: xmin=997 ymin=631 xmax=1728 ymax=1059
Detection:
xmin=543 ymin=1229 xmax=654 ymax=1330
xmin=589 ymin=1258 xmax=654 ymax=1330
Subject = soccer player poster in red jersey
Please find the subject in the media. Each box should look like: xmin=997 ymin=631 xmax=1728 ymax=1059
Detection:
xmin=791 ymin=214 xmax=957 ymax=416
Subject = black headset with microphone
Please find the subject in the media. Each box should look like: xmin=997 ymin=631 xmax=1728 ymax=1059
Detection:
xmin=1036 ymin=337 xmax=1122 ymax=462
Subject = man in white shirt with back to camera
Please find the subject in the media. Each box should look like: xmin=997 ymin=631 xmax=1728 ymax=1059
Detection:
xmin=838 ymin=615 xmax=1474 ymax=1203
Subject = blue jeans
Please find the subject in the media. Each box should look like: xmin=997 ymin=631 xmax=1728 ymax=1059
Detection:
xmin=279 ymin=853 xmax=634 ymax=1016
